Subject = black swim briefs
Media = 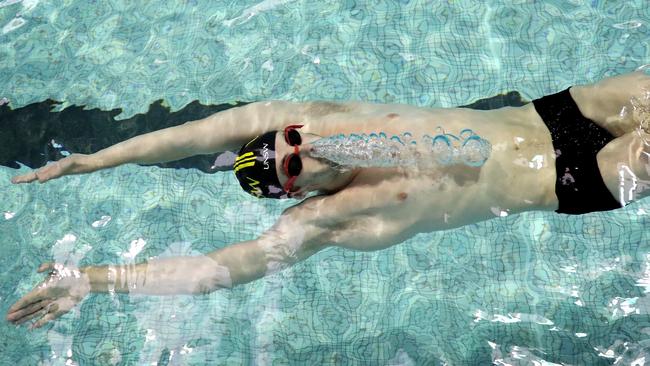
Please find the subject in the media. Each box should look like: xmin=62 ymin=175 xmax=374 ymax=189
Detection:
xmin=532 ymin=88 xmax=622 ymax=215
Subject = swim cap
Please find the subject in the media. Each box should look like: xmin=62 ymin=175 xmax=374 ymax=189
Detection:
xmin=234 ymin=131 xmax=287 ymax=199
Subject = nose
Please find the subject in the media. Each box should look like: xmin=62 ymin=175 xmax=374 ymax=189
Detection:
xmin=301 ymin=142 xmax=315 ymax=154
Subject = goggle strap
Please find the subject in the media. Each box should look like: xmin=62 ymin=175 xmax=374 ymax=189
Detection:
xmin=284 ymin=124 xmax=304 ymax=131
xmin=284 ymin=176 xmax=298 ymax=193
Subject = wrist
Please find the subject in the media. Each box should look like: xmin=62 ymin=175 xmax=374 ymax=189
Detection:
xmin=80 ymin=265 xmax=109 ymax=293
xmin=76 ymin=153 xmax=102 ymax=172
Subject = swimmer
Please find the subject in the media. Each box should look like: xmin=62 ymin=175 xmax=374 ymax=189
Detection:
xmin=6 ymin=71 xmax=650 ymax=329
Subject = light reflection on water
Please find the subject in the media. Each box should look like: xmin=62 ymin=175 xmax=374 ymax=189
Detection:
xmin=1 ymin=0 xmax=650 ymax=364
xmin=2 ymin=164 xmax=648 ymax=364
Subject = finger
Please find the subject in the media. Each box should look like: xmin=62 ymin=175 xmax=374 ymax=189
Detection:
xmin=7 ymin=287 xmax=47 ymax=314
xmin=9 ymin=299 xmax=53 ymax=323
xmin=37 ymin=263 xmax=55 ymax=273
xmin=17 ymin=308 xmax=48 ymax=328
xmin=17 ymin=302 xmax=58 ymax=328
xmin=6 ymin=299 xmax=51 ymax=323
xmin=14 ymin=302 xmax=53 ymax=325
xmin=10 ymin=172 xmax=37 ymax=184
xmin=8 ymin=263 xmax=62 ymax=314
xmin=29 ymin=313 xmax=56 ymax=330
xmin=30 ymin=304 xmax=62 ymax=330
xmin=7 ymin=265 xmax=57 ymax=313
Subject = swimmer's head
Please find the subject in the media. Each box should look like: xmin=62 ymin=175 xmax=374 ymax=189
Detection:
xmin=233 ymin=131 xmax=285 ymax=198
xmin=234 ymin=126 xmax=352 ymax=199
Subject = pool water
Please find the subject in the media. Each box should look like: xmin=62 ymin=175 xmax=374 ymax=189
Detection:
xmin=1 ymin=0 xmax=650 ymax=365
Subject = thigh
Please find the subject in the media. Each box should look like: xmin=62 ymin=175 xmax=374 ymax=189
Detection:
xmin=597 ymin=130 xmax=650 ymax=206
xmin=572 ymin=72 xmax=650 ymax=137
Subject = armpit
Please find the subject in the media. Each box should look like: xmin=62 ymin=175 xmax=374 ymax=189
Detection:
xmin=326 ymin=214 xmax=411 ymax=252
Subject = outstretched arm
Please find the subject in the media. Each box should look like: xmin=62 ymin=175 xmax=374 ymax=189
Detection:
xmin=10 ymin=101 xmax=306 ymax=184
xmin=6 ymin=192 xmax=412 ymax=328
xmin=5 ymin=199 xmax=332 ymax=328
xmin=80 ymin=237 xmax=326 ymax=296
xmin=79 ymin=189 xmax=413 ymax=296
xmin=90 ymin=100 xmax=309 ymax=166
xmin=80 ymin=205 xmax=334 ymax=296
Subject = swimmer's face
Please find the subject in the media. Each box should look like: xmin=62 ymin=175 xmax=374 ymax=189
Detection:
xmin=274 ymin=130 xmax=333 ymax=197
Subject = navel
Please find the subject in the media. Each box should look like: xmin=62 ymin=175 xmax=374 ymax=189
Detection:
xmin=386 ymin=113 xmax=399 ymax=119
xmin=397 ymin=192 xmax=408 ymax=201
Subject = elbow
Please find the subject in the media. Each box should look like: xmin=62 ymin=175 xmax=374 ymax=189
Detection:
xmin=192 ymin=276 xmax=233 ymax=295
xmin=193 ymin=279 xmax=232 ymax=295
xmin=189 ymin=260 xmax=235 ymax=295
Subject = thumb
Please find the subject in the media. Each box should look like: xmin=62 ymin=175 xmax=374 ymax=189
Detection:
xmin=10 ymin=172 xmax=37 ymax=184
xmin=37 ymin=263 xmax=55 ymax=273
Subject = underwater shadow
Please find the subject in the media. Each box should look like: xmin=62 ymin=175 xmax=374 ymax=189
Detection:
xmin=0 ymin=91 xmax=527 ymax=173
xmin=0 ymin=99 xmax=250 ymax=173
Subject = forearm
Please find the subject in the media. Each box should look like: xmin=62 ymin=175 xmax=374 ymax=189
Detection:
xmin=80 ymin=240 xmax=273 ymax=295
xmin=81 ymin=255 xmax=235 ymax=295
xmin=91 ymin=122 xmax=205 ymax=169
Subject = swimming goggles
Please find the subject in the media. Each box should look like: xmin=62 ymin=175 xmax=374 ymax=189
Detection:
xmin=282 ymin=124 xmax=303 ymax=193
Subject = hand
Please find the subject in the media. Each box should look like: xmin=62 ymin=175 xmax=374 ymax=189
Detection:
xmin=10 ymin=154 xmax=91 ymax=184
xmin=6 ymin=263 xmax=91 ymax=329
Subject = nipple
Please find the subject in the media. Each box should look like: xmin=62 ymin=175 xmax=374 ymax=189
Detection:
xmin=310 ymin=129 xmax=491 ymax=169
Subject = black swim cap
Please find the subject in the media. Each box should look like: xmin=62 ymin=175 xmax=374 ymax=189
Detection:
xmin=234 ymin=131 xmax=287 ymax=199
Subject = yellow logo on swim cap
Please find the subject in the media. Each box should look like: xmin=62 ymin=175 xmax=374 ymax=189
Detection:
xmin=233 ymin=152 xmax=256 ymax=173
xmin=246 ymin=177 xmax=262 ymax=197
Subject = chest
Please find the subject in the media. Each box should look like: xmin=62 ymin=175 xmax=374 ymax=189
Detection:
xmin=340 ymin=144 xmax=557 ymax=232
xmin=311 ymin=104 xmax=559 ymax=228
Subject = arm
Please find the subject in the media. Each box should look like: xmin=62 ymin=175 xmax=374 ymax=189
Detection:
xmin=5 ymin=206 xmax=329 ymax=327
xmin=10 ymin=101 xmax=307 ymax=184
xmin=92 ymin=100 xmax=307 ymax=167
xmin=82 ymin=206 xmax=333 ymax=295
xmin=78 ymin=242 xmax=304 ymax=295
xmin=81 ymin=209 xmax=409 ymax=296
xmin=82 ymin=200 xmax=411 ymax=295
xmin=4 ymin=203 xmax=322 ymax=328
xmin=6 ymin=194 xmax=410 ymax=327
xmin=93 ymin=99 xmax=365 ymax=168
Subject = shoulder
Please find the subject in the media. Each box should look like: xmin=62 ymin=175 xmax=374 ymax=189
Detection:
xmin=281 ymin=190 xmax=414 ymax=251
xmin=287 ymin=174 xmax=413 ymax=226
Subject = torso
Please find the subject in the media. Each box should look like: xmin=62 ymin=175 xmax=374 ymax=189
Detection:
xmin=299 ymin=102 xmax=559 ymax=234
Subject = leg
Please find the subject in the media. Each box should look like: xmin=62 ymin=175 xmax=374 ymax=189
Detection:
xmin=597 ymin=130 xmax=650 ymax=206
xmin=570 ymin=71 xmax=650 ymax=137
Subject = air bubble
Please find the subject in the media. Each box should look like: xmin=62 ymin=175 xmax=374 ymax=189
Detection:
xmin=310 ymin=130 xmax=492 ymax=169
